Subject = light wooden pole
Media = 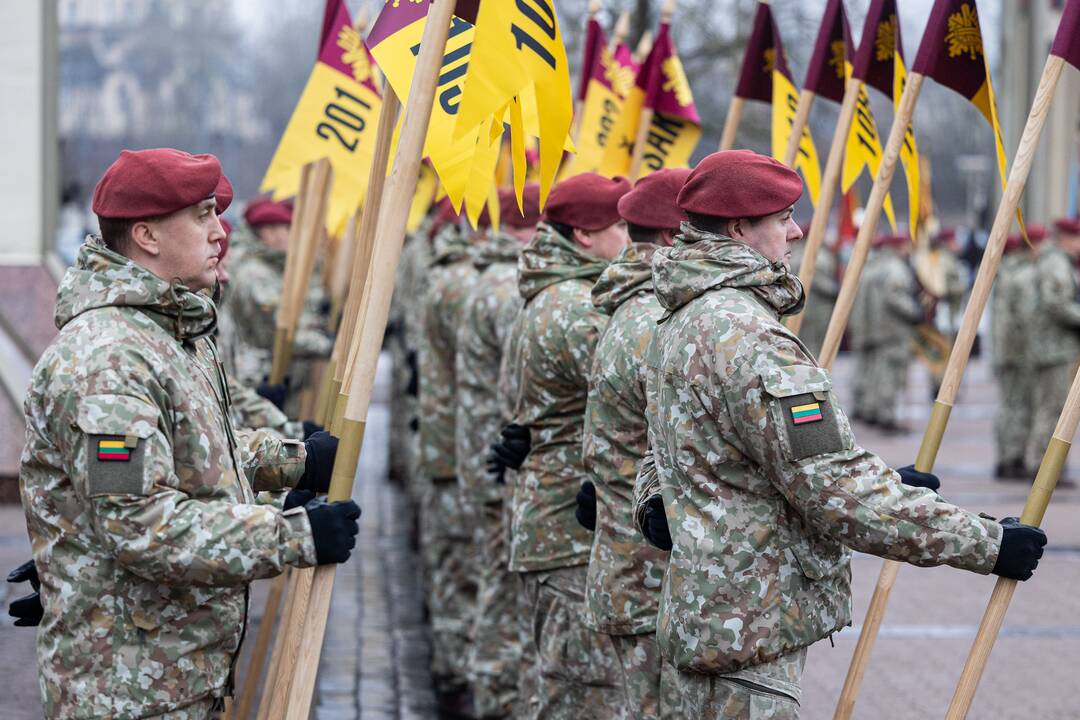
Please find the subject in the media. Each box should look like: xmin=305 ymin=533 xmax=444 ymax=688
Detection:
xmin=834 ymin=57 xmax=1067 ymax=720
xmin=633 ymin=29 xmax=653 ymax=65
xmin=718 ymin=97 xmax=744 ymax=151
xmin=275 ymin=1 xmax=459 ymax=715
xmin=785 ymin=79 xmax=859 ymax=336
xmin=782 ymin=89 xmax=816 ymax=168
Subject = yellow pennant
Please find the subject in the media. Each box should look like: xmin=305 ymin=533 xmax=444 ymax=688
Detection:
xmin=599 ymin=84 xmax=644 ymax=178
xmin=407 ymin=162 xmax=438 ymax=234
xmin=570 ymin=78 xmax=625 ymax=176
xmin=771 ymin=69 xmax=822 ymax=207
xmin=841 ymin=80 xmax=897 ymax=232
xmin=893 ymin=57 xmax=921 ymax=237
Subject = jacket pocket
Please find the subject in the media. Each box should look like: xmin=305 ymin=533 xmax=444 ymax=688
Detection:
xmin=760 ymin=367 xmax=852 ymax=462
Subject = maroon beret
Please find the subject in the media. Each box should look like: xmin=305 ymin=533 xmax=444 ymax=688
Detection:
xmin=618 ymin=169 xmax=691 ymax=230
xmin=1004 ymin=232 xmax=1025 ymax=253
xmin=1027 ymin=224 xmax=1048 ymax=243
xmin=874 ymin=232 xmax=910 ymax=248
xmin=92 ymin=148 xmax=232 ymax=220
xmin=500 ymin=184 xmax=542 ymax=228
xmin=218 ymin=219 xmax=232 ymax=261
xmin=937 ymin=227 xmax=956 ymax=242
xmin=244 ymin=197 xmax=293 ymax=227
xmin=1054 ymin=218 xmax=1080 ymax=235
xmin=544 ymin=174 xmax=631 ymax=231
xmin=429 ymin=197 xmax=461 ymax=239
xmin=678 ymin=150 xmax=802 ymax=219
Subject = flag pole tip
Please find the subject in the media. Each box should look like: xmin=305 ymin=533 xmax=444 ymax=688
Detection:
xmin=660 ymin=0 xmax=678 ymax=22
xmin=588 ymin=0 xmax=603 ymax=16
xmin=613 ymin=11 xmax=631 ymax=42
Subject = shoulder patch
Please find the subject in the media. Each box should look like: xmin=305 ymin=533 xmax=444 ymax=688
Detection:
xmin=87 ymin=434 xmax=148 ymax=496
xmin=761 ymin=365 xmax=850 ymax=461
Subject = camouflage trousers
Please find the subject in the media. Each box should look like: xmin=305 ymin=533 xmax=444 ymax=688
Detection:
xmin=422 ymin=479 xmax=477 ymax=691
xmin=797 ymin=300 xmax=833 ymax=361
xmin=994 ymin=364 xmax=1034 ymax=466
xmin=1028 ymin=362 xmax=1077 ymax=469
xmin=659 ymin=648 xmax=807 ymax=720
xmin=610 ymin=632 xmax=679 ymax=720
xmin=468 ymin=499 xmax=521 ymax=718
xmin=522 ymin=565 xmax=625 ymax=719
xmin=861 ymin=348 xmax=909 ymax=425
xmin=517 ymin=571 xmax=540 ymax=719
xmin=146 ymin=696 xmax=222 ymax=719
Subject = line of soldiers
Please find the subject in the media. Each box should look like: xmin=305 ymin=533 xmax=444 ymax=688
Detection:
xmin=389 ymin=150 xmax=1048 ymax=720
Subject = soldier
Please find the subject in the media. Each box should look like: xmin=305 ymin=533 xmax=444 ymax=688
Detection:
xmin=419 ymin=198 xmax=482 ymax=711
xmin=225 ymin=197 xmax=333 ymax=397
xmin=1027 ymin=218 xmax=1080 ymax=475
xmin=634 ymin=150 xmax=1046 ymax=719
xmin=456 ymin=184 xmax=541 ymax=718
xmin=990 ymin=227 xmax=1042 ymax=479
xmin=500 ymin=172 xmax=631 ymax=717
xmin=18 ymin=148 xmax=360 ymax=719
xmin=576 ymin=168 xmax=688 ymax=720
xmin=789 ymin=233 xmax=839 ymax=356
xmin=854 ymin=233 xmax=923 ymax=433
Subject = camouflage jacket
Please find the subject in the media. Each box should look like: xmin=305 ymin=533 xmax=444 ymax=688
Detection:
xmin=853 ymin=248 xmax=922 ymax=355
xmin=990 ymin=251 xmax=1038 ymax=369
xmin=642 ymin=227 xmax=1001 ymax=675
xmin=420 ymin=224 xmax=478 ymax=479
xmin=224 ymin=227 xmax=333 ymax=385
xmin=455 ymin=231 xmax=524 ymax=506
xmin=506 ymin=224 xmax=610 ymax=572
xmin=1031 ymin=244 xmax=1080 ymax=367
xmin=20 ymin=238 xmax=316 ymax=718
xmin=583 ymin=243 xmax=668 ymax=635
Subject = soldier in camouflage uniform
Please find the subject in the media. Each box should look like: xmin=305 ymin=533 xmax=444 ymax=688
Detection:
xmin=578 ymin=169 xmax=688 ymax=720
xmin=788 ymin=236 xmax=838 ymax=357
xmin=419 ymin=201 xmax=482 ymax=706
xmin=852 ymin=234 xmax=923 ymax=432
xmin=501 ymin=173 xmax=631 ymax=718
xmin=224 ymin=198 xmax=334 ymax=398
xmin=633 ymin=151 xmax=1045 ymax=719
xmin=990 ymin=229 xmax=1041 ymax=479
xmin=18 ymin=149 xmax=360 ymax=719
xmin=1027 ymin=218 xmax=1080 ymax=472
xmin=456 ymin=185 xmax=540 ymax=718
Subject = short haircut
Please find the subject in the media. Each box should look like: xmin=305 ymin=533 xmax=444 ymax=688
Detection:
xmin=686 ymin=212 xmax=765 ymax=236
xmin=547 ymin=221 xmax=574 ymax=240
xmin=97 ymin=216 xmax=137 ymax=256
xmin=627 ymin=223 xmax=661 ymax=244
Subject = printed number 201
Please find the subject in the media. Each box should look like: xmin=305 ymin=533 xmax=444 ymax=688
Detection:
xmin=316 ymin=86 xmax=373 ymax=153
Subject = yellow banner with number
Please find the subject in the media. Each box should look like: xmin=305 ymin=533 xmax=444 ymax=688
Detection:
xmin=841 ymin=80 xmax=897 ymax=232
xmin=771 ymin=69 xmax=821 ymax=207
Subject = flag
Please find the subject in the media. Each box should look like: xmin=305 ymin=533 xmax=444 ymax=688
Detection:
xmin=569 ymin=29 xmax=638 ymax=176
xmin=732 ymin=3 xmax=822 ymax=206
xmin=260 ymin=0 xmax=382 ymax=235
xmin=407 ymin=161 xmax=438 ymax=233
xmin=911 ymin=0 xmax=1020 ymax=234
xmin=802 ymin=0 xmax=853 ymax=105
xmin=600 ymin=21 xmax=701 ymax=178
xmin=1051 ymin=0 xmax=1080 ymax=69
xmin=577 ymin=16 xmax=606 ymax=102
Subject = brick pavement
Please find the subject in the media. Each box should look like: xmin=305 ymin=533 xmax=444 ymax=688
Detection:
xmin=2 ymin=352 xmax=1079 ymax=719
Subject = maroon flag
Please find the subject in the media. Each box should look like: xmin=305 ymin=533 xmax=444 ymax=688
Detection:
xmin=1051 ymin=0 xmax=1080 ymax=69
xmin=577 ymin=17 xmax=607 ymax=101
xmin=803 ymin=0 xmax=854 ymax=104
xmin=641 ymin=22 xmax=701 ymax=124
xmin=852 ymin=0 xmax=903 ymax=96
xmin=733 ymin=2 xmax=794 ymax=101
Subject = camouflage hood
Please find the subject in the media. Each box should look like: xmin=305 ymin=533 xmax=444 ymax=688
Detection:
xmin=473 ymin=230 xmax=523 ymax=270
xmin=591 ymin=242 xmax=659 ymax=315
xmin=518 ymin=223 xmax=609 ymax=301
xmin=55 ymin=236 xmax=217 ymax=340
xmin=432 ymin=224 xmax=472 ymax=266
xmin=652 ymin=223 xmax=804 ymax=318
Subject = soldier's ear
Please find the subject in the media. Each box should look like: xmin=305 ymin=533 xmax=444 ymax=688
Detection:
xmin=130 ymin=221 xmax=161 ymax=257
xmin=572 ymin=227 xmax=594 ymax=249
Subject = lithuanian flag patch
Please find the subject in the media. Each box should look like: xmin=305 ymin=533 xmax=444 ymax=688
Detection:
xmin=97 ymin=439 xmax=131 ymax=462
xmin=790 ymin=402 xmax=823 ymax=425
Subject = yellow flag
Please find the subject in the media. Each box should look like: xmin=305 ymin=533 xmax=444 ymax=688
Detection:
xmin=771 ymin=69 xmax=822 ymax=207
xmin=894 ymin=58 xmax=921 ymax=236
xmin=841 ymin=80 xmax=897 ymax=232
xmin=407 ymin=162 xmax=437 ymax=233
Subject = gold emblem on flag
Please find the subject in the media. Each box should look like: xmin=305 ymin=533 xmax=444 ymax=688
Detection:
xmin=661 ymin=55 xmax=693 ymax=107
xmin=601 ymin=47 xmax=634 ymax=98
xmin=384 ymin=0 xmax=424 ymax=7
xmin=763 ymin=48 xmax=776 ymax=75
xmin=875 ymin=15 xmax=897 ymax=62
xmin=337 ymin=26 xmax=373 ymax=83
xmin=945 ymin=3 xmax=983 ymax=60
xmin=829 ymin=40 xmax=845 ymax=79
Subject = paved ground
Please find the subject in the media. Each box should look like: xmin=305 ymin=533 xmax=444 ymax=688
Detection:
xmin=2 ymin=351 xmax=1079 ymax=719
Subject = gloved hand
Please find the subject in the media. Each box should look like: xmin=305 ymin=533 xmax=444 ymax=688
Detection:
xmin=491 ymin=424 xmax=530 ymax=470
xmin=408 ymin=417 xmax=419 ymax=433
xmin=298 ymin=431 xmax=338 ymax=493
xmin=575 ymin=481 xmax=597 ymax=531
xmin=283 ymin=488 xmax=315 ymax=511
xmin=486 ymin=449 xmax=506 ymax=485
xmin=7 ymin=560 xmax=43 ymax=627
xmin=992 ymin=517 xmax=1047 ymax=581
xmin=406 ymin=351 xmax=419 ymax=397
xmin=304 ymin=499 xmax=361 ymax=565
xmin=302 ymin=421 xmax=324 ymax=441
xmin=256 ymin=377 xmax=289 ymax=411
xmin=897 ymin=465 xmax=941 ymax=492
xmin=641 ymin=496 xmax=672 ymax=551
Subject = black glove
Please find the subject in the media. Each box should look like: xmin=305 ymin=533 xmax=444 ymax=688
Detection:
xmin=7 ymin=560 xmax=43 ymax=627
xmin=992 ymin=517 xmax=1047 ymax=581
xmin=486 ymin=448 xmax=506 ymax=485
xmin=302 ymin=421 xmax=324 ymax=441
xmin=298 ymin=431 xmax=338 ymax=493
xmin=406 ymin=351 xmax=419 ymax=397
xmin=408 ymin=417 xmax=419 ymax=433
xmin=283 ymin=488 xmax=316 ymax=511
xmin=575 ymin=481 xmax=597 ymax=531
xmin=897 ymin=465 xmax=941 ymax=492
xmin=641 ymin=496 xmax=672 ymax=551
xmin=491 ymin=424 xmax=531 ymax=470
xmin=256 ymin=377 xmax=289 ymax=411
xmin=305 ymin=499 xmax=361 ymax=565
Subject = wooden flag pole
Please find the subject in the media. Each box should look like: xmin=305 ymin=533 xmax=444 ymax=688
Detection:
xmin=627 ymin=0 xmax=676 ymax=182
xmin=269 ymin=164 xmax=312 ymax=384
xmin=781 ymin=89 xmax=816 ymax=168
xmin=633 ymin=29 xmax=653 ymax=65
xmin=785 ymin=79 xmax=860 ymax=335
xmin=718 ymin=97 xmax=744 ymax=151
xmin=816 ymin=73 xmax=924 ymax=370
xmin=833 ymin=58 xmax=1065 ymax=719
xmin=280 ymin=1 xmax=458 ymax=714
xmin=234 ymin=571 xmax=287 ymax=720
